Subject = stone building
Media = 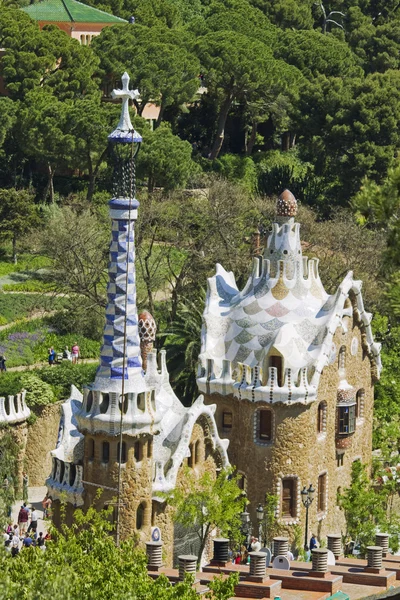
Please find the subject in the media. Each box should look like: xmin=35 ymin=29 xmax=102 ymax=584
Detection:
xmin=46 ymin=73 xmax=229 ymax=566
xmin=198 ymin=189 xmax=382 ymax=543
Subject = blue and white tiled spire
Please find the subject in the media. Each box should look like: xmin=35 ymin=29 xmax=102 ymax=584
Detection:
xmin=93 ymin=73 xmax=144 ymax=394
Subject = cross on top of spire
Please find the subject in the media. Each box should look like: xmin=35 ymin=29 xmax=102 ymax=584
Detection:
xmin=109 ymin=72 xmax=142 ymax=143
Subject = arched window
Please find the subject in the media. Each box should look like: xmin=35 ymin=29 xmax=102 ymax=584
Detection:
xmin=137 ymin=393 xmax=145 ymax=412
xmin=86 ymin=391 xmax=93 ymax=412
xmin=102 ymin=441 xmax=110 ymax=463
xmin=255 ymin=408 xmax=273 ymax=443
xmin=99 ymin=393 xmax=109 ymax=414
xmin=88 ymin=438 xmax=95 ymax=460
xmin=136 ymin=502 xmax=145 ymax=529
xmin=119 ymin=394 xmax=128 ymax=415
xmin=69 ymin=464 xmax=76 ymax=487
xmin=117 ymin=441 xmax=127 ymax=464
xmin=338 ymin=346 xmax=346 ymax=371
xmin=356 ymin=389 xmax=365 ymax=419
xmin=59 ymin=461 xmax=65 ymax=483
xmin=317 ymin=402 xmax=327 ymax=434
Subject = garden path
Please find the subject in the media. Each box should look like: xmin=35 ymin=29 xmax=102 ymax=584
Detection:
xmin=7 ymin=358 xmax=98 ymax=372
xmin=11 ymin=486 xmax=48 ymax=536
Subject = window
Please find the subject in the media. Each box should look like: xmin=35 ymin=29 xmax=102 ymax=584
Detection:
xmin=237 ymin=472 xmax=247 ymax=492
xmin=270 ymin=355 xmax=284 ymax=387
xmin=119 ymin=394 xmax=128 ymax=415
xmin=222 ymin=411 xmax=233 ymax=429
xmin=117 ymin=442 xmax=126 ymax=464
xmin=338 ymin=404 xmax=356 ymax=434
xmin=338 ymin=346 xmax=346 ymax=371
xmin=69 ymin=464 xmax=76 ymax=487
xmin=356 ymin=389 xmax=365 ymax=419
xmin=59 ymin=461 xmax=65 ymax=483
xmin=282 ymin=478 xmax=295 ymax=518
xmin=257 ymin=409 xmax=272 ymax=442
xmin=134 ymin=441 xmax=142 ymax=461
xmin=88 ymin=438 xmax=95 ymax=460
xmin=336 ymin=453 xmax=344 ymax=468
xmin=136 ymin=503 xmax=145 ymax=529
xmin=317 ymin=402 xmax=327 ymax=434
xmin=102 ymin=441 xmax=110 ymax=463
xmin=80 ymin=34 xmax=85 ymax=44
xmin=188 ymin=443 xmax=194 ymax=468
xmin=318 ymin=473 xmax=327 ymax=513
xmin=194 ymin=441 xmax=200 ymax=465
xmin=137 ymin=393 xmax=145 ymax=412
xmin=86 ymin=391 xmax=93 ymax=412
xmin=99 ymin=393 xmax=109 ymax=414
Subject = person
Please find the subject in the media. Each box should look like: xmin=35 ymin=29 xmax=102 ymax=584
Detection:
xmin=250 ymin=536 xmax=262 ymax=552
xmin=42 ymin=495 xmax=52 ymax=518
xmin=310 ymin=534 xmax=318 ymax=551
xmin=0 ymin=355 xmax=7 ymax=373
xmin=17 ymin=505 xmax=29 ymax=534
xmin=22 ymin=533 xmax=33 ymax=548
xmin=48 ymin=347 xmax=56 ymax=366
xmin=36 ymin=532 xmax=45 ymax=551
xmin=27 ymin=507 xmax=38 ymax=534
xmin=6 ymin=523 xmax=13 ymax=535
xmin=62 ymin=346 xmax=71 ymax=361
xmin=2 ymin=529 xmax=9 ymax=543
xmin=71 ymin=342 xmax=80 ymax=364
xmin=11 ymin=532 xmax=20 ymax=557
xmin=22 ymin=472 xmax=29 ymax=502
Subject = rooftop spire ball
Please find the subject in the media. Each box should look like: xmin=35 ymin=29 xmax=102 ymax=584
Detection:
xmin=276 ymin=189 xmax=297 ymax=217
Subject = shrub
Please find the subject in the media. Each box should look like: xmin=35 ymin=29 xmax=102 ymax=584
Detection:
xmin=211 ymin=154 xmax=258 ymax=194
xmin=38 ymin=362 xmax=98 ymax=399
xmin=19 ymin=373 xmax=55 ymax=406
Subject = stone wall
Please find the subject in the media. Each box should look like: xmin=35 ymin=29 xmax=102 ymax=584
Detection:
xmin=204 ymin=313 xmax=374 ymax=548
xmin=25 ymin=403 xmax=61 ymax=486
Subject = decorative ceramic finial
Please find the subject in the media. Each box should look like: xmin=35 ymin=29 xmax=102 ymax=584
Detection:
xmin=138 ymin=311 xmax=157 ymax=371
xmin=276 ymin=189 xmax=297 ymax=217
xmin=109 ymin=72 xmax=142 ymax=143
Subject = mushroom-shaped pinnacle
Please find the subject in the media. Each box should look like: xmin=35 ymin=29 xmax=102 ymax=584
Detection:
xmin=138 ymin=311 xmax=157 ymax=372
xmin=276 ymin=189 xmax=297 ymax=218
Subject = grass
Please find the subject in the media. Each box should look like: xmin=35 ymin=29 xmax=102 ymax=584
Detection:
xmin=0 ymin=293 xmax=67 ymax=325
xmin=2 ymin=280 xmax=55 ymax=292
xmin=0 ymin=254 xmax=51 ymax=278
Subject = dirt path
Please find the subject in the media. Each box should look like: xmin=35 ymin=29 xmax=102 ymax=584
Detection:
xmin=8 ymin=358 xmax=98 ymax=372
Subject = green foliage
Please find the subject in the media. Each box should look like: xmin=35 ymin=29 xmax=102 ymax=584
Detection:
xmin=20 ymin=372 xmax=55 ymax=406
xmin=0 ymin=293 xmax=66 ymax=324
xmin=166 ymin=467 xmax=247 ymax=565
xmin=0 ymin=189 xmax=39 ymax=261
xmin=206 ymin=573 xmax=239 ymax=600
xmin=211 ymin=154 xmax=257 ymax=193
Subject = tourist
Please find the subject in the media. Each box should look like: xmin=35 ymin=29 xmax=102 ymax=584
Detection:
xmin=62 ymin=346 xmax=72 ymax=361
xmin=17 ymin=505 xmax=29 ymax=534
xmin=42 ymin=495 xmax=52 ymax=518
xmin=28 ymin=507 xmax=38 ymax=533
xmin=2 ymin=529 xmax=9 ymax=543
xmin=0 ymin=355 xmax=7 ymax=373
xmin=36 ymin=532 xmax=45 ymax=551
xmin=310 ymin=534 xmax=318 ymax=551
xmin=6 ymin=523 xmax=13 ymax=535
xmin=48 ymin=347 xmax=56 ymax=366
xmin=22 ymin=533 xmax=33 ymax=548
xmin=71 ymin=342 xmax=80 ymax=364
xmin=250 ymin=536 xmax=261 ymax=552
xmin=22 ymin=472 xmax=29 ymax=502
xmin=11 ymin=532 xmax=20 ymax=557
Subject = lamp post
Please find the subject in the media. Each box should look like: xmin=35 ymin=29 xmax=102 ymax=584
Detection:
xmin=256 ymin=503 xmax=264 ymax=545
xmin=301 ymin=483 xmax=315 ymax=551
xmin=240 ymin=510 xmax=252 ymax=547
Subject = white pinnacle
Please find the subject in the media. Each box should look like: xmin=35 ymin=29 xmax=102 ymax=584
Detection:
xmin=111 ymin=72 xmax=140 ymax=132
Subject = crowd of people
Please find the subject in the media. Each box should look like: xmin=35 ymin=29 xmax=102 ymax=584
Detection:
xmin=2 ymin=492 xmax=52 ymax=557
xmin=48 ymin=343 xmax=80 ymax=366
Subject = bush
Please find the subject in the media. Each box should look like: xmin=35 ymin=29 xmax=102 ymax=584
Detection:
xmin=19 ymin=373 xmax=55 ymax=406
xmin=0 ymin=293 xmax=65 ymax=324
xmin=33 ymin=333 xmax=100 ymax=362
xmin=211 ymin=154 xmax=258 ymax=194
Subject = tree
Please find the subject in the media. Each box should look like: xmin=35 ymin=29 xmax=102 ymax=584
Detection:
xmin=17 ymin=90 xmax=75 ymax=202
xmin=136 ymin=124 xmax=199 ymax=192
xmin=92 ymin=23 xmax=200 ymax=124
xmin=166 ymin=467 xmax=247 ymax=565
xmin=0 ymin=188 xmax=39 ymax=263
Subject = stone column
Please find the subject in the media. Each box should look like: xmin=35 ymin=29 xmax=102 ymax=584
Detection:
xmin=211 ymin=538 xmax=229 ymax=564
xmin=366 ymin=546 xmax=383 ymax=570
xmin=146 ymin=541 xmax=163 ymax=570
xmin=375 ymin=533 xmax=389 ymax=557
xmin=311 ymin=548 xmax=328 ymax=573
xmin=178 ymin=555 xmax=197 ymax=581
xmin=273 ymin=537 xmax=289 ymax=557
xmin=249 ymin=552 xmax=267 ymax=579
xmin=327 ymin=534 xmax=342 ymax=559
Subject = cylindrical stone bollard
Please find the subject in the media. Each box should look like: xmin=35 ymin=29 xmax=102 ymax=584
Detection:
xmin=273 ymin=537 xmax=289 ymax=558
xmin=312 ymin=548 xmax=328 ymax=573
xmin=367 ymin=546 xmax=383 ymax=569
xmin=178 ymin=555 xmax=197 ymax=581
xmin=249 ymin=552 xmax=267 ymax=578
xmin=146 ymin=541 xmax=163 ymax=568
xmin=212 ymin=538 xmax=229 ymax=563
xmin=327 ymin=534 xmax=342 ymax=558
xmin=375 ymin=533 xmax=389 ymax=557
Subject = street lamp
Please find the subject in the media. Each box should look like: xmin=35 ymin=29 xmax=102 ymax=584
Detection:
xmin=256 ymin=503 xmax=264 ymax=545
xmin=301 ymin=483 xmax=315 ymax=551
xmin=240 ymin=510 xmax=252 ymax=547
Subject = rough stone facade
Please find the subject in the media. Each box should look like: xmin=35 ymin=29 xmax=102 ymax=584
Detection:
xmin=25 ymin=403 xmax=61 ymax=486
